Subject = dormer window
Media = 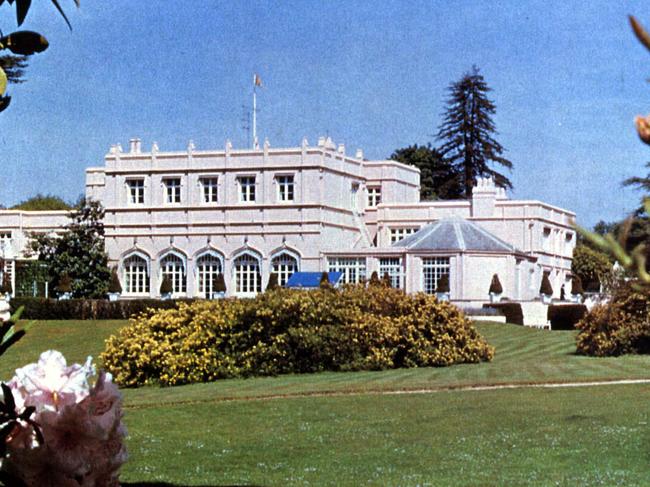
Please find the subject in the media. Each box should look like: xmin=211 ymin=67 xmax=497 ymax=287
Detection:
xmin=367 ymin=187 xmax=381 ymax=207
xmin=238 ymin=176 xmax=256 ymax=202
xmin=164 ymin=177 xmax=182 ymax=204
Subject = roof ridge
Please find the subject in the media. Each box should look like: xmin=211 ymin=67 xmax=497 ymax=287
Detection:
xmin=453 ymin=220 xmax=466 ymax=251
xmin=468 ymin=221 xmax=515 ymax=251
xmin=407 ymin=221 xmax=440 ymax=248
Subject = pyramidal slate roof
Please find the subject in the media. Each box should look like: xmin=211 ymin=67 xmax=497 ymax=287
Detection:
xmin=393 ymin=218 xmax=520 ymax=253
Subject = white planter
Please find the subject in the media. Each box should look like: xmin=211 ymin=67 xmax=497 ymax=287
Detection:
xmin=108 ymin=292 xmax=121 ymax=302
xmin=58 ymin=292 xmax=72 ymax=301
xmin=211 ymin=291 xmax=225 ymax=300
xmin=436 ymin=292 xmax=450 ymax=302
xmin=571 ymin=294 xmax=583 ymax=304
xmin=489 ymin=292 xmax=502 ymax=303
xmin=160 ymin=292 xmax=172 ymax=301
xmin=0 ymin=298 xmax=10 ymax=322
xmin=541 ymin=294 xmax=552 ymax=304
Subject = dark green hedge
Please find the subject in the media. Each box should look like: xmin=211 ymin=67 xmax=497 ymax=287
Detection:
xmin=547 ymin=304 xmax=587 ymax=330
xmin=10 ymin=297 xmax=197 ymax=320
xmin=482 ymin=302 xmax=524 ymax=325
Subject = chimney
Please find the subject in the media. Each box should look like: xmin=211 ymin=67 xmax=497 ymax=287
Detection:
xmin=129 ymin=138 xmax=141 ymax=154
xmin=337 ymin=143 xmax=345 ymax=155
xmin=355 ymin=148 xmax=364 ymax=159
xmin=471 ymin=177 xmax=498 ymax=217
xmin=317 ymin=136 xmax=326 ymax=147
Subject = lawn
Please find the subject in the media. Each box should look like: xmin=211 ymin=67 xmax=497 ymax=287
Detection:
xmin=3 ymin=319 xmax=650 ymax=485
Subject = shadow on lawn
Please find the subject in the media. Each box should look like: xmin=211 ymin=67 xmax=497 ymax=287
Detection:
xmin=123 ymin=483 xmax=265 ymax=487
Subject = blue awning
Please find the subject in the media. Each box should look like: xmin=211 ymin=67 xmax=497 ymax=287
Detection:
xmin=285 ymin=272 xmax=343 ymax=288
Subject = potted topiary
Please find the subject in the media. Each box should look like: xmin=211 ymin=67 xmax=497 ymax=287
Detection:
xmin=107 ymin=267 xmax=122 ymax=302
xmin=435 ymin=274 xmax=450 ymax=302
xmin=159 ymin=275 xmax=173 ymax=300
xmin=570 ymin=275 xmax=584 ymax=303
xmin=489 ymin=273 xmax=503 ymax=303
xmin=0 ymin=271 xmax=12 ymax=302
xmin=319 ymin=271 xmax=332 ymax=289
xmin=539 ymin=272 xmax=553 ymax=304
xmin=369 ymin=270 xmax=381 ymax=287
xmin=266 ymin=272 xmax=279 ymax=291
xmin=56 ymin=273 xmax=73 ymax=300
xmin=213 ymin=272 xmax=226 ymax=299
xmin=382 ymin=271 xmax=392 ymax=288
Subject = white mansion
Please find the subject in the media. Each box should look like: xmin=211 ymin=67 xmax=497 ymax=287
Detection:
xmin=0 ymin=136 xmax=575 ymax=305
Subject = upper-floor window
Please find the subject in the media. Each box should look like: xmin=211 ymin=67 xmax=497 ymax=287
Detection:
xmin=543 ymin=227 xmax=552 ymax=253
xmin=238 ymin=176 xmax=256 ymax=202
xmin=390 ymin=227 xmax=419 ymax=244
xmin=565 ymin=232 xmax=574 ymax=253
xmin=164 ymin=177 xmax=182 ymax=204
xmin=0 ymin=231 xmax=11 ymax=243
xmin=127 ymin=179 xmax=145 ymax=205
xmin=367 ymin=187 xmax=381 ymax=207
xmin=200 ymin=177 xmax=218 ymax=203
xmin=276 ymin=175 xmax=294 ymax=202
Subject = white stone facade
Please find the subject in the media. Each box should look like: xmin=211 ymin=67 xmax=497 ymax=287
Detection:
xmin=0 ymin=136 xmax=576 ymax=304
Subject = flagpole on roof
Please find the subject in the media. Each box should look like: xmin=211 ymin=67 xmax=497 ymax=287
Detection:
xmin=253 ymin=74 xmax=262 ymax=149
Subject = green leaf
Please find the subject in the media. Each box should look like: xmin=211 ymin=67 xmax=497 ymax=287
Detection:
xmin=15 ymin=0 xmax=31 ymax=26
xmin=0 ymin=329 xmax=24 ymax=356
xmin=1 ymin=384 xmax=15 ymax=413
xmin=50 ymin=0 xmax=73 ymax=30
xmin=10 ymin=305 xmax=24 ymax=323
xmin=630 ymin=16 xmax=650 ymax=53
xmin=0 ymin=67 xmax=6 ymax=96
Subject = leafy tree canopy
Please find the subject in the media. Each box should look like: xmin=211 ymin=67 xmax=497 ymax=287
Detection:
xmin=11 ymin=194 xmax=72 ymax=211
xmin=437 ymin=66 xmax=513 ymax=198
xmin=572 ymin=244 xmax=612 ymax=292
xmin=390 ymin=144 xmax=462 ymax=200
xmin=29 ymin=198 xmax=110 ymax=298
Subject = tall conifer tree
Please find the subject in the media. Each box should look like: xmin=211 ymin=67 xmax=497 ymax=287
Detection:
xmin=437 ymin=66 xmax=513 ymax=198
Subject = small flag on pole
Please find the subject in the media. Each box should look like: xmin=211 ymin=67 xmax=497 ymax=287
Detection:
xmin=254 ymin=73 xmax=262 ymax=87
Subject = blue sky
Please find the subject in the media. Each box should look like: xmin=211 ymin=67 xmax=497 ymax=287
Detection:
xmin=1 ymin=1 xmax=650 ymax=227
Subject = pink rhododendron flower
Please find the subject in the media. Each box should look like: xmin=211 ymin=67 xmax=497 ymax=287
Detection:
xmin=8 ymin=350 xmax=94 ymax=412
xmin=2 ymin=351 xmax=127 ymax=487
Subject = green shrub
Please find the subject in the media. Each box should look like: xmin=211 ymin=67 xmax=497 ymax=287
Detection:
xmin=489 ymin=274 xmax=503 ymax=294
xmin=482 ymin=302 xmax=523 ymax=325
xmin=547 ymin=304 xmax=587 ymax=330
xmin=55 ymin=273 xmax=72 ymax=294
xmin=101 ymin=285 xmax=494 ymax=387
xmin=576 ymin=285 xmax=650 ymax=356
xmin=10 ymin=297 xmax=196 ymax=320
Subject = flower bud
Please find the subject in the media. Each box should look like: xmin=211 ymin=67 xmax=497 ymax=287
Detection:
xmin=635 ymin=115 xmax=650 ymax=145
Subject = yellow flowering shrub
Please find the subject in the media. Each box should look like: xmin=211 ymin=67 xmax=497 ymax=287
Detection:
xmin=102 ymin=285 xmax=494 ymax=387
xmin=576 ymin=284 xmax=650 ymax=356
